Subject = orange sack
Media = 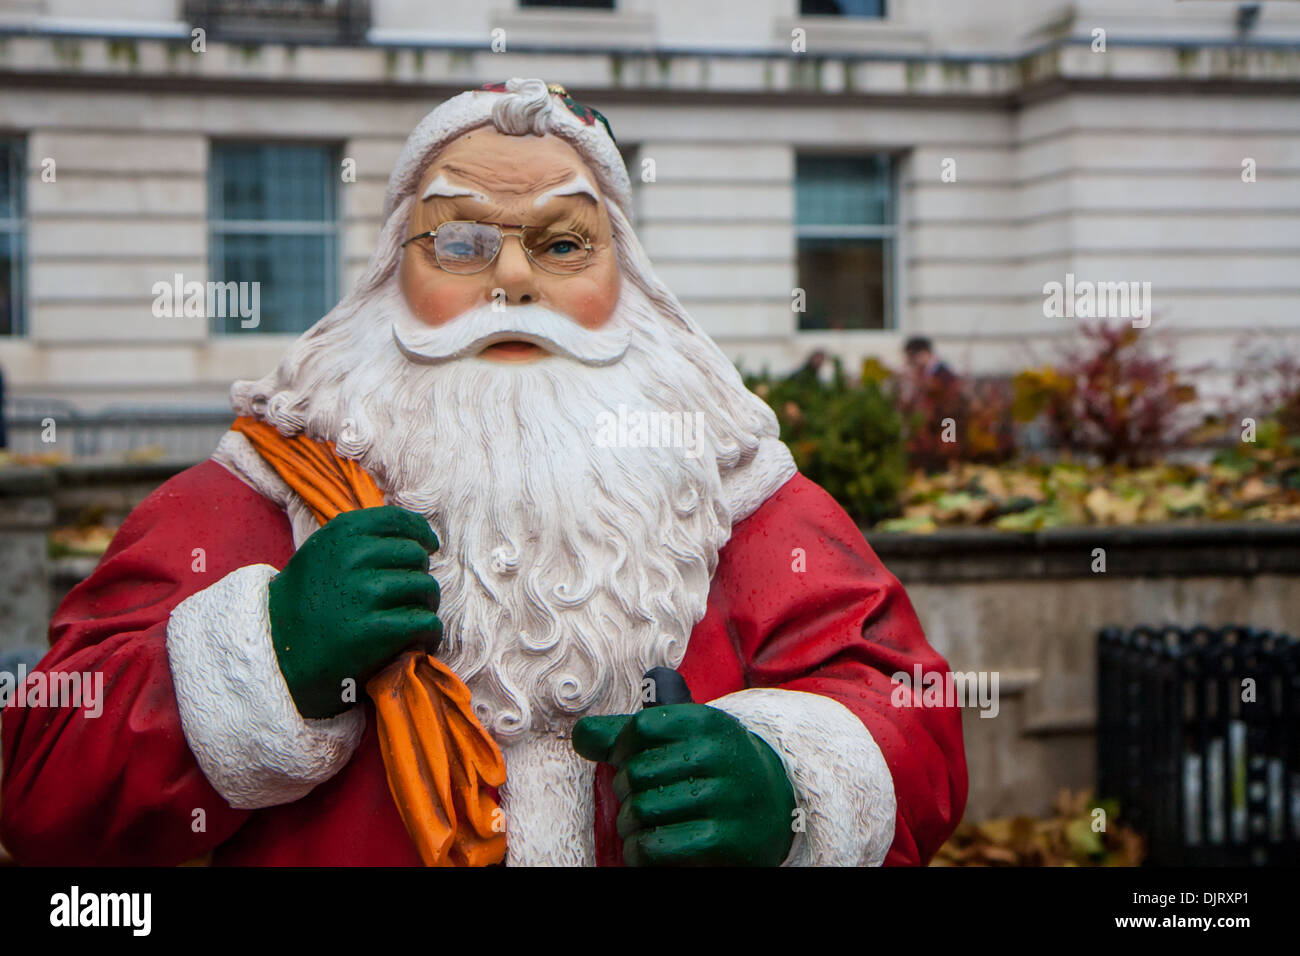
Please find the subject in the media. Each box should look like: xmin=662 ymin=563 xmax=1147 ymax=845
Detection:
xmin=232 ymin=416 xmax=507 ymax=866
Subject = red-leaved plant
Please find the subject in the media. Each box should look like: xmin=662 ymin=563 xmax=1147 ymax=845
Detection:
xmin=1012 ymin=323 xmax=1198 ymax=466
xmin=894 ymin=368 xmax=1017 ymax=473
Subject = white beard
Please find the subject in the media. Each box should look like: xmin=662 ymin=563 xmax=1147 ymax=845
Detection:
xmin=230 ymin=222 xmax=790 ymax=864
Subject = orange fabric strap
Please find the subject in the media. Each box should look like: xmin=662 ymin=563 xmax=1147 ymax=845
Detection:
xmin=231 ymin=416 xmax=507 ymax=866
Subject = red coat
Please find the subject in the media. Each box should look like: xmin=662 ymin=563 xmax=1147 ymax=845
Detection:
xmin=1 ymin=460 xmax=966 ymax=866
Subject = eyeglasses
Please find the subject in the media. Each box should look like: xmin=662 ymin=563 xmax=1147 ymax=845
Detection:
xmin=400 ymin=220 xmax=594 ymax=276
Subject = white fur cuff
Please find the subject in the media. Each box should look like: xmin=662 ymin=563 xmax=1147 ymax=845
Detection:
xmin=166 ymin=564 xmax=365 ymax=809
xmin=708 ymin=688 xmax=897 ymax=866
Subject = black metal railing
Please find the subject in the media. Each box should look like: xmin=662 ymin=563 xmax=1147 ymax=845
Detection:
xmin=3 ymin=403 xmax=232 ymax=461
xmin=1098 ymin=625 xmax=1300 ymax=866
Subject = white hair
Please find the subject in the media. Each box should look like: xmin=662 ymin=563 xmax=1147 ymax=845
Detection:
xmin=490 ymin=78 xmax=555 ymax=136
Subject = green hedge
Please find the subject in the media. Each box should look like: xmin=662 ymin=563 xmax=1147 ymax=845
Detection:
xmin=744 ymin=359 xmax=906 ymax=525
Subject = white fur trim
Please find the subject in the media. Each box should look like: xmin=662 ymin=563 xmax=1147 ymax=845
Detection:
xmin=166 ymin=563 xmax=365 ymax=809
xmin=708 ymin=688 xmax=897 ymax=867
xmin=499 ymin=732 xmax=596 ymax=866
xmin=724 ymin=438 xmax=797 ymax=525
xmin=213 ymin=431 xmax=322 ymax=549
xmin=382 ymin=79 xmax=632 ymax=222
xmin=212 ymin=430 xmax=291 ymax=507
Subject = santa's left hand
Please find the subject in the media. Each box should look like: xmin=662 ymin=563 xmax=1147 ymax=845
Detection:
xmin=573 ymin=704 xmax=796 ymax=867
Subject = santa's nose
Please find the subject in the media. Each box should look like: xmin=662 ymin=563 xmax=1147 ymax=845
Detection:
xmin=489 ymin=237 xmax=540 ymax=306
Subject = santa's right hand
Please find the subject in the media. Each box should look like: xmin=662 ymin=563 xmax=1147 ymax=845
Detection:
xmin=267 ymin=505 xmax=443 ymax=719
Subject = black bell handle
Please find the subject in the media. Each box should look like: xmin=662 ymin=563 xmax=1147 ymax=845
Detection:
xmin=642 ymin=666 xmax=694 ymax=707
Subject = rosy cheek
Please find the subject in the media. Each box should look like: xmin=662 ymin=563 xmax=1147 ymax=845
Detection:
xmin=558 ymin=268 xmax=621 ymax=330
xmin=400 ymin=258 xmax=479 ymax=327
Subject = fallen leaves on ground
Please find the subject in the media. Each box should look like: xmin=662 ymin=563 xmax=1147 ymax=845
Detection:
xmin=0 ymin=450 xmax=69 ymax=468
xmin=875 ymin=441 xmax=1300 ymax=533
xmin=932 ymin=789 xmax=1145 ymax=866
xmin=49 ymin=523 xmax=118 ymax=557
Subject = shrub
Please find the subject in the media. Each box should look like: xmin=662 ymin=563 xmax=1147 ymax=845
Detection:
xmin=1012 ymin=323 xmax=1198 ymax=465
xmin=893 ymin=365 xmax=1017 ymax=473
xmin=745 ymin=358 xmax=906 ymax=524
xmin=1230 ymin=344 xmax=1300 ymax=440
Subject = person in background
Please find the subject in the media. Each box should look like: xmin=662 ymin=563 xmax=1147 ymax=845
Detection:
xmin=903 ymin=336 xmax=956 ymax=388
xmin=786 ymin=348 xmax=828 ymax=387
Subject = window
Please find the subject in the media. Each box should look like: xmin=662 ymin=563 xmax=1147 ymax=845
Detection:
xmin=0 ymin=137 xmax=24 ymax=336
xmin=209 ymin=143 xmax=339 ymax=335
xmin=795 ymin=154 xmax=896 ymax=331
xmin=520 ymin=1 xmax=615 ymax=8
xmin=184 ymin=1 xmax=371 ymax=45
xmin=800 ymin=0 xmax=886 ymax=16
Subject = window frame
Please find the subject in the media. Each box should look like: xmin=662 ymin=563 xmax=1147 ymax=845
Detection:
xmin=794 ymin=150 xmax=900 ymax=333
xmin=207 ymin=139 xmax=342 ymax=336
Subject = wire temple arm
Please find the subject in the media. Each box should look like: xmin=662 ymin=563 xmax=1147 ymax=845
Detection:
xmin=400 ymin=231 xmax=438 ymax=248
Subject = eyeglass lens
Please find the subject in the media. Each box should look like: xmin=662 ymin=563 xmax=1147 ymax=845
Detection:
xmin=433 ymin=222 xmax=589 ymax=275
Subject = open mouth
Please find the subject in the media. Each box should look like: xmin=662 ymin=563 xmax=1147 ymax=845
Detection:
xmin=478 ymin=338 xmax=547 ymax=362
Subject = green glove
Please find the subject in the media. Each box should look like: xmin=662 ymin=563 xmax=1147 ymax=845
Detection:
xmin=572 ymin=704 xmax=797 ymax=866
xmin=268 ymin=505 xmax=443 ymax=719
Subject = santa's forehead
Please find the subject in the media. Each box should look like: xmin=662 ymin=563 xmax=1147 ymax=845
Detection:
xmin=422 ymin=171 xmax=600 ymax=208
xmin=415 ymin=129 xmax=603 ymax=202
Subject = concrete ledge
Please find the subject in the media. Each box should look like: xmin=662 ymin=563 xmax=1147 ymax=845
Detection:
xmin=867 ymin=522 xmax=1300 ymax=582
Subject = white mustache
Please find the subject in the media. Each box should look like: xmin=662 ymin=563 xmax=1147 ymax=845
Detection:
xmin=392 ymin=303 xmax=632 ymax=367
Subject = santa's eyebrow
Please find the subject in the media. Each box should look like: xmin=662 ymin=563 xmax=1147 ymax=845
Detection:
xmin=421 ymin=174 xmax=490 ymax=203
xmin=533 ymin=175 xmax=600 ymax=208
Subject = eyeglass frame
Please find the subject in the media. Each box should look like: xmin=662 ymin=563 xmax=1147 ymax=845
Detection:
xmin=400 ymin=219 xmax=596 ymax=276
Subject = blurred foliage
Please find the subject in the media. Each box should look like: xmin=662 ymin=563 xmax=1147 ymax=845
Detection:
xmin=745 ymin=358 xmax=907 ymax=525
xmin=0 ymin=450 xmax=69 ymax=468
xmin=48 ymin=504 xmax=119 ymax=558
xmin=1229 ymin=343 xmax=1300 ymax=439
xmin=890 ymin=362 xmax=1017 ymax=472
xmin=1012 ymin=323 xmax=1199 ymax=466
xmin=932 ymin=789 xmax=1145 ymax=867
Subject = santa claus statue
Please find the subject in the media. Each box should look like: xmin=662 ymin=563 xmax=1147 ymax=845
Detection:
xmin=1 ymin=79 xmax=965 ymax=867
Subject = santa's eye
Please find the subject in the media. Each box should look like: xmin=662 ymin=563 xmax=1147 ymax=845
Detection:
xmin=545 ymin=238 xmax=580 ymax=256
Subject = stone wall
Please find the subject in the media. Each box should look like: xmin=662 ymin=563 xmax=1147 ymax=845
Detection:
xmin=870 ymin=525 xmax=1300 ymax=820
xmin=0 ymin=461 xmax=188 ymax=657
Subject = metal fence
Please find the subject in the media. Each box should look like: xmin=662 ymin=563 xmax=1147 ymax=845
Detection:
xmin=3 ymin=401 xmax=232 ymax=461
xmin=1098 ymin=625 xmax=1300 ymax=866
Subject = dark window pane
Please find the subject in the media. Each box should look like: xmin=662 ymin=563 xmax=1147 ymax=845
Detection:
xmin=0 ymin=138 xmax=23 ymax=336
xmin=797 ymin=237 xmax=887 ymax=331
xmin=520 ymin=0 xmax=615 ymax=7
xmin=800 ymin=0 xmax=886 ymax=16
xmin=0 ymin=230 xmax=22 ymax=336
xmin=0 ymin=138 xmax=22 ymax=220
xmin=212 ymin=232 xmax=335 ymax=335
xmin=211 ymin=143 xmax=336 ymax=222
xmin=796 ymin=154 xmax=892 ymax=226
